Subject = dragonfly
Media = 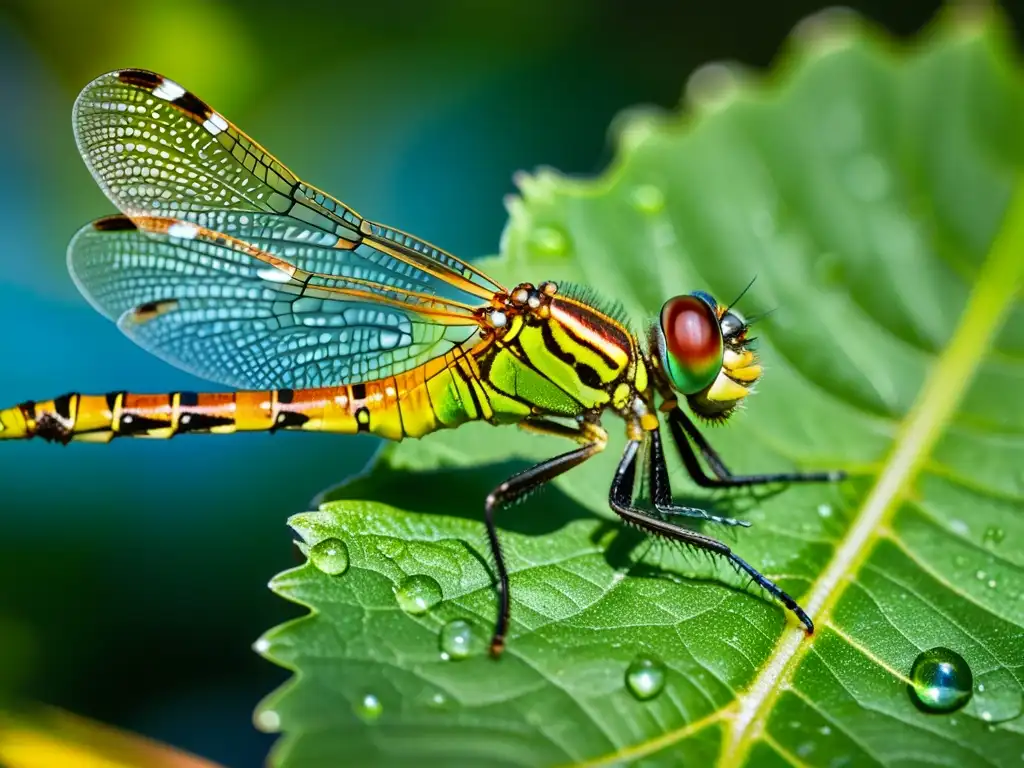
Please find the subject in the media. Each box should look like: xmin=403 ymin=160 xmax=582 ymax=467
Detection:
xmin=0 ymin=69 xmax=844 ymax=657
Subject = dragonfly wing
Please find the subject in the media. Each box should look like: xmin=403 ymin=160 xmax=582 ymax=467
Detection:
xmin=72 ymin=68 xmax=503 ymax=300
xmin=68 ymin=215 xmax=483 ymax=390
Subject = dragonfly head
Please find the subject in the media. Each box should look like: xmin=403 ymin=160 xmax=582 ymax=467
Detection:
xmin=651 ymin=291 xmax=762 ymax=422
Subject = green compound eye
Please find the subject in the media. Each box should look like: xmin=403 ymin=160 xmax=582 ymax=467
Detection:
xmin=658 ymin=294 xmax=724 ymax=394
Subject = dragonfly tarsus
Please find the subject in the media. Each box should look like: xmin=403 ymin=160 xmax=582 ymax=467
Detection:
xmin=485 ymin=420 xmax=608 ymax=657
xmin=609 ymin=438 xmax=814 ymax=634
xmin=667 ymin=405 xmax=846 ymax=488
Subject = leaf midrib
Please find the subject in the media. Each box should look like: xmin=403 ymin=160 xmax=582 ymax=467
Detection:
xmin=574 ymin=177 xmax=1024 ymax=768
xmin=725 ymin=176 xmax=1024 ymax=763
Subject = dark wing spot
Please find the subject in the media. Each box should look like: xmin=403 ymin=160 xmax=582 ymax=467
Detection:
xmin=172 ymin=91 xmax=212 ymax=122
xmin=117 ymin=69 xmax=163 ymax=89
xmin=92 ymin=215 xmax=138 ymax=232
xmin=129 ymin=299 xmax=179 ymax=325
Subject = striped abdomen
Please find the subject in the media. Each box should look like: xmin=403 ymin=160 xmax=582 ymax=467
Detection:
xmin=0 ymin=353 xmax=496 ymax=443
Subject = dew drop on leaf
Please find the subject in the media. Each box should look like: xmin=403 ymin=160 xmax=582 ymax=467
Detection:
xmin=378 ymin=538 xmax=406 ymax=559
xmin=972 ymin=669 xmax=1024 ymax=725
xmin=309 ymin=538 xmax=349 ymax=575
xmin=528 ymin=226 xmax=570 ymax=257
xmin=625 ymin=655 xmax=666 ymax=701
xmin=439 ymin=619 xmax=474 ymax=660
xmin=394 ymin=574 xmax=443 ymax=615
xmin=908 ymin=647 xmax=973 ymax=714
xmin=355 ymin=693 xmax=383 ymax=722
xmin=983 ymin=526 xmax=1006 ymax=547
xmin=630 ymin=184 xmax=665 ymax=214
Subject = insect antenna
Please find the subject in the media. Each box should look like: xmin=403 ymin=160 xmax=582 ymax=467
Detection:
xmin=724 ymin=274 xmax=758 ymax=315
xmin=742 ymin=307 xmax=777 ymax=327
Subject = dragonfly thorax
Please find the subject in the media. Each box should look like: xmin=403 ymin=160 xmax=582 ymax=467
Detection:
xmin=474 ymin=279 xmax=652 ymax=426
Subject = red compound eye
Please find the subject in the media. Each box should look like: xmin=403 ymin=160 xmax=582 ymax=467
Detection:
xmin=659 ymin=295 xmax=723 ymax=394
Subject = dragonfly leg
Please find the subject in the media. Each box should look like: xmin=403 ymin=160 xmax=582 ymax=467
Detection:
xmin=486 ymin=420 xmax=607 ymax=658
xmin=609 ymin=439 xmax=813 ymax=633
xmin=666 ymin=405 xmax=845 ymax=489
xmin=647 ymin=428 xmax=750 ymax=528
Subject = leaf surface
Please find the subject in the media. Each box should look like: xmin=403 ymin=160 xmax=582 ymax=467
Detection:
xmin=258 ymin=9 xmax=1024 ymax=766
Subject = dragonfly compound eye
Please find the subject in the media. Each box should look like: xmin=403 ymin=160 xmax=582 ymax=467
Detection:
xmin=657 ymin=294 xmax=724 ymax=395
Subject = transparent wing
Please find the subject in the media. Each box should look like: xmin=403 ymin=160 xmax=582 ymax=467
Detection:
xmin=72 ymin=68 xmax=503 ymax=302
xmin=68 ymin=215 xmax=483 ymax=390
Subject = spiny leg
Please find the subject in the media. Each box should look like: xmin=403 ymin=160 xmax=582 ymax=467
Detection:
xmin=647 ymin=428 xmax=750 ymax=528
xmin=609 ymin=439 xmax=813 ymax=632
xmin=666 ymin=405 xmax=845 ymax=489
xmin=486 ymin=419 xmax=607 ymax=658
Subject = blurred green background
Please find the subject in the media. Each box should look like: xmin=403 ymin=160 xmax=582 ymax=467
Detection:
xmin=0 ymin=1 xmax=1016 ymax=765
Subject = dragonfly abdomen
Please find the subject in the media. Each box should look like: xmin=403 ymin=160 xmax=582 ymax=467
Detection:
xmin=0 ymin=356 xmax=500 ymax=443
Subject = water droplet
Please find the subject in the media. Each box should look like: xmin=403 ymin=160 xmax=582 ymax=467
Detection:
xmin=394 ymin=574 xmax=442 ymax=615
xmin=429 ymin=691 xmax=448 ymax=708
xmin=971 ymin=669 xmax=1024 ymax=724
xmin=253 ymin=637 xmax=271 ymax=655
xmin=528 ymin=226 xmax=570 ymax=257
xmin=908 ymin=647 xmax=973 ymax=714
xmin=817 ymin=504 xmax=833 ymax=518
xmin=310 ymin=538 xmax=349 ymax=575
xmin=987 ymin=579 xmax=998 ymax=590
xmin=254 ymin=708 xmax=281 ymax=733
xmin=625 ymin=656 xmax=666 ymax=701
xmin=819 ymin=725 xmax=832 ymax=736
xmin=950 ymin=519 xmax=970 ymax=536
xmin=355 ymin=693 xmax=383 ymax=722
xmin=439 ymin=619 xmax=474 ymax=660
xmin=954 ymin=555 xmax=967 ymax=567
xmin=983 ymin=527 xmax=1006 ymax=547
xmin=976 ymin=570 xmax=987 ymax=581
xmin=378 ymin=538 xmax=406 ymax=559
xmin=630 ymin=185 xmax=665 ymax=215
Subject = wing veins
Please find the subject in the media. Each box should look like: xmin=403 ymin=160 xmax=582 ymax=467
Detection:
xmin=132 ymin=216 xmax=482 ymax=326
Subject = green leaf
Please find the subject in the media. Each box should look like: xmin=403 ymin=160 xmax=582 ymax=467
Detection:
xmin=257 ymin=8 xmax=1024 ymax=766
